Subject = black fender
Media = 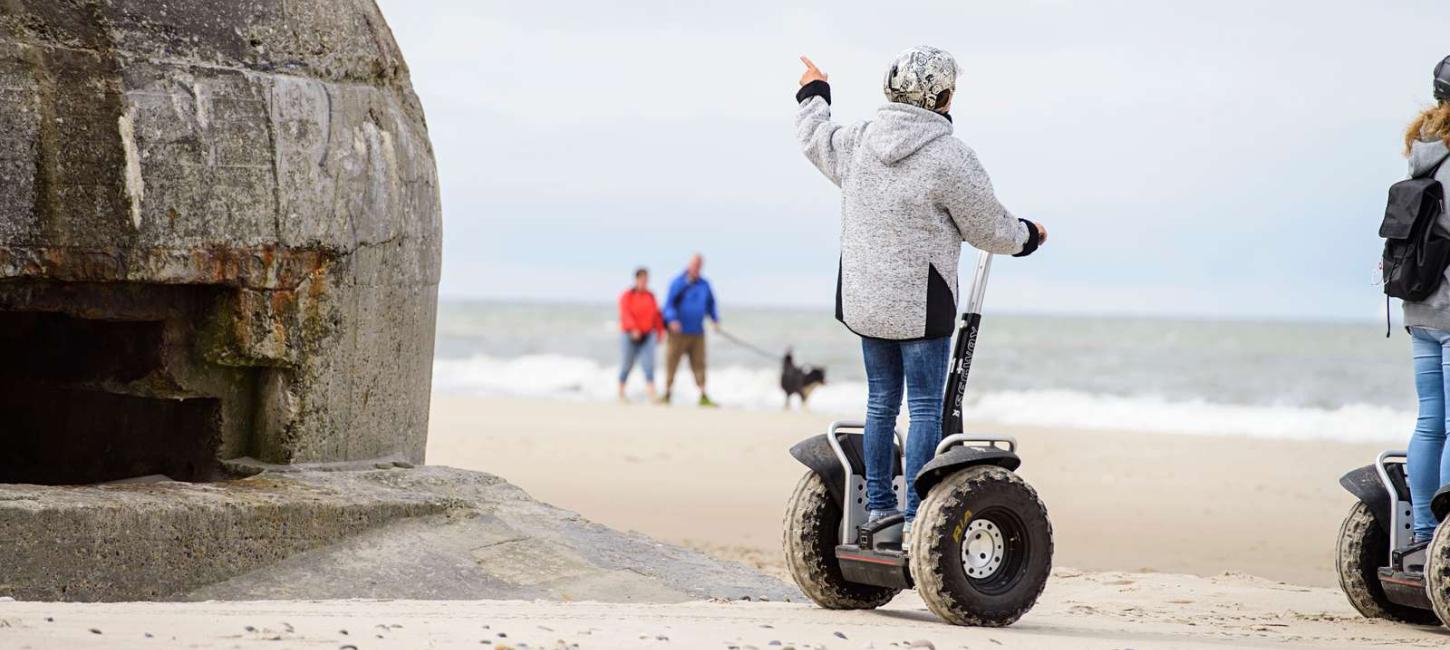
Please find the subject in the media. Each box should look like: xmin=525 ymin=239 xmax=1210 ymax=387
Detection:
xmin=913 ymin=445 xmax=1021 ymax=500
xmin=790 ymin=433 xmax=901 ymax=507
xmin=1340 ymin=464 xmax=1393 ymax=532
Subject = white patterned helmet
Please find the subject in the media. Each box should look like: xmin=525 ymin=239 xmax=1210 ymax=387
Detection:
xmin=883 ymin=46 xmax=957 ymax=112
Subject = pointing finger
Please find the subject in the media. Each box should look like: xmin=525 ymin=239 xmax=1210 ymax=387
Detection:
xmin=800 ymin=55 xmax=819 ymax=72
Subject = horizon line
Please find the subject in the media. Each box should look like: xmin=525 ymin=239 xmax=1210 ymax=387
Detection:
xmin=436 ymin=294 xmax=1388 ymax=327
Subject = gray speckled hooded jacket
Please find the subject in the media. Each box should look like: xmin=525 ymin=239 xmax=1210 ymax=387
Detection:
xmin=1403 ymin=137 xmax=1450 ymax=331
xmin=795 ymin=81 xmax=1038 ymax=340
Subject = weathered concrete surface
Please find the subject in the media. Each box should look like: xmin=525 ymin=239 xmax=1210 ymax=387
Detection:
xmin=0 ymin=0 xmax=441 ymax=480
xmin=0 ymin=467 xmax=798 ymax=603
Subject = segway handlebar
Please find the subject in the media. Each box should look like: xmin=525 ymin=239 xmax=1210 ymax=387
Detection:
xmin=942 ymin=250 xmax=993 ymax=437
xmin=964 ymin=251 xmax=993 ymax=317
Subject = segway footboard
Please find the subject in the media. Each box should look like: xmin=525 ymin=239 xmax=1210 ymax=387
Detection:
xmin=836 ymin=544 xmax=913 ymax=589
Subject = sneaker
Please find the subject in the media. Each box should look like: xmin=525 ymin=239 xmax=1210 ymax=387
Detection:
xmin=903 ymin=520 xmax=913 ymax=548
xmin=868 ymin=509 xmax=902 ymax=523
xmin=698 ymin=395 xmax=718 ymax=408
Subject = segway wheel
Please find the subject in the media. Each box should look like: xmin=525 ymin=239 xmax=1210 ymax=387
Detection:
xmin=1336 ymin=501 xmax=1439 ymax=624
xmin=908 ymin=466 xmax=1052 ymax=626
xmin=1420 ymin=515 xmax=1450 ymax=624
xmin=782 ymin=471 xmax=900 ymax=609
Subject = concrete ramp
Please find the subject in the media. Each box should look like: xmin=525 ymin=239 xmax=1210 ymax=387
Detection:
xmin=0 ymin=467 xmax=797 ymax=603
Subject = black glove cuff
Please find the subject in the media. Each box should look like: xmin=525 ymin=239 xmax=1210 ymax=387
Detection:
xmin=1013 ymin=219 xmax=1041 ymax=257
xmin=795 ymin=80 xmax=831 ymax=105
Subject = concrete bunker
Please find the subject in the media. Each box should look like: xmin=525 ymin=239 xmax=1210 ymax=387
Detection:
xmin=0 ymin=0 xmax=442 ymax=484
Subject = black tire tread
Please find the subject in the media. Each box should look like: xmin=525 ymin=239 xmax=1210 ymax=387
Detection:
xmin=909 ymin=465 xmax=1051 ymax=627
xmin=1336 ymin=501 xmax=1440 ymax=624
xmin=1422 ymin=513 xmax=1450 ymax=624
xmin=782 ymin=471 xmax=899 ymax=609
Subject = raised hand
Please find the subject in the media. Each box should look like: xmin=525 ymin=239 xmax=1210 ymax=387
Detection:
xmin=799 ymin=55 xmax=828 ymax=87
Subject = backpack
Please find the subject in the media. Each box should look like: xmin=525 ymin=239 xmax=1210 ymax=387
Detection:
xmin=1381 ymin=157 xmax=1450 ymax=333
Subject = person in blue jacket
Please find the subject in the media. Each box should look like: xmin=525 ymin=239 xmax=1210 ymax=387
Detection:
xmin=661 ymin=253 xmax=720 ymax=407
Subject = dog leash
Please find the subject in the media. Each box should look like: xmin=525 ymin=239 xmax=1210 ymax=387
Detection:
xmin=715 ymin=328 xmax=780 ymax=360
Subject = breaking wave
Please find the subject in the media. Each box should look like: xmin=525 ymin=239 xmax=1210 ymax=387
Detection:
xmin=432 ymin=354 xmax=1409 ymax=443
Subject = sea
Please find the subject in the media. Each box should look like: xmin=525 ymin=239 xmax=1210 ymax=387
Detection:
xmin=433 ymin=300 xmax=1419 ymax=444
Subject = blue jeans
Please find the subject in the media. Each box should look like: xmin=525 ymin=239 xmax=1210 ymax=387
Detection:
xmin=861 ymin=335 xmax=952 ymax=522
xmin=1410 ymin=326 xmax=1450 ymax=541
xmin=619 ymin=333 xmax=657 ymax=384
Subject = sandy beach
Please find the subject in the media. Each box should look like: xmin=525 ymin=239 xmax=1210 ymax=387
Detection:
xmin=6 ymin=395 xmax=1439 ymax=649
xmin=4 ymin=570 xmax=1447 ymax=649
xmin=427 ymin=396 xmax=1389 ymax=588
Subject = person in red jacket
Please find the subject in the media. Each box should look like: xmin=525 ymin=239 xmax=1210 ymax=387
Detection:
xmin=618 ymin=267 xmax=665 ymax=402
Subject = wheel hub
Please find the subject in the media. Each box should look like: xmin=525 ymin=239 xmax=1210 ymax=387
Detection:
xmin=961 ymin=519 xmax=1006 ymax=579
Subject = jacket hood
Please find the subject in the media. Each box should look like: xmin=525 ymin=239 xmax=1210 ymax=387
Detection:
xmin=865 ymin=103 xmax=953 ymax=164
xmin=1410 ymin=137 xmax=1450 ymax=177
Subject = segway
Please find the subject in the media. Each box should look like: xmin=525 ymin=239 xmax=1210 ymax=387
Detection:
xmin=1336 ymin=452 xmax=1450 ymax=625
xmin=782 ymin=251 xmax=1053 ymax=626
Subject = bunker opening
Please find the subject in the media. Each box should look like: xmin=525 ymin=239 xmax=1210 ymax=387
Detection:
xmin=0 ymin=280 xmax=255 ymax=485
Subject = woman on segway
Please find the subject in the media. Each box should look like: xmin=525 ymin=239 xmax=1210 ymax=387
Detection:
xmin=794 ymin=46 xmax=1046 ymax=538
xmin=1402 ymin=56 xmax=1450 ymax=545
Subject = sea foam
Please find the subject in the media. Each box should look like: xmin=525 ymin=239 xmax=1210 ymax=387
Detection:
xmin=432 ymin=354 xmax=1409 ymax=444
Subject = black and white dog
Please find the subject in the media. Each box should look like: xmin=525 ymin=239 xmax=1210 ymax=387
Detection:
xmin=780 ymin=349 xmax=826 ymax=410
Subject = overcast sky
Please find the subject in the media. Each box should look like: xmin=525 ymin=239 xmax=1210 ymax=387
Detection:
xmin=376 ymin=0 xmax=1450 ymax=320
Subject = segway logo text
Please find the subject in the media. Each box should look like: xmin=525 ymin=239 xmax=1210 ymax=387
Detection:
xmin=952 ymin=510 xmax=974 ymax=544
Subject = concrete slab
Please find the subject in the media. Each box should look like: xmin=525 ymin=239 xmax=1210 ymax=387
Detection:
xmin=0 ymin=466 xmax=798 ymax=604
